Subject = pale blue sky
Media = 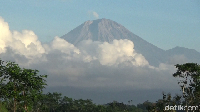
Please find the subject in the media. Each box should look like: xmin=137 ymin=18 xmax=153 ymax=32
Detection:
xmin=0 ymin=0 xmax=200 ymax=51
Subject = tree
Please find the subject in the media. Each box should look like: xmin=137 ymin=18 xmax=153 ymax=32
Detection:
xmin=42 ymin=92 xmax=62 ymax=112
xmin=58 ymin=96 xmax=74 ymax=112
xmin=0 ymin=60 xmax=47 ymax=112
xmin=173 ymin=63 xmax=200 ymax=107
xmin=144 ymin=63 xmax=200 ymax=112
xmin=150 ymin=63 xmax=200 ymax=112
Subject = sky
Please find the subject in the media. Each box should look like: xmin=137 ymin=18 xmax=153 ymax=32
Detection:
xmin=0 ymin=0 xmax=200 ymax=104
xmin=0 ymin=0 xmax=200 ymax=51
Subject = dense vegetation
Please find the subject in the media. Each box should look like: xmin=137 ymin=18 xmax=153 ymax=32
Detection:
xmin=0 ymin=92 xmax=149 ymax=112
xmin=0 ymin=59 xmax=200 ymax=112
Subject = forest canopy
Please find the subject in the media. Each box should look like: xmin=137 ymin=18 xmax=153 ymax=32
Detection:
xmin=0 ymin=59 xmax=200 ymax=112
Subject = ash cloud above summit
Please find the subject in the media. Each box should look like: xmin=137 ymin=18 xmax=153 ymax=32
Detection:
xmin=1 ymin=16 xmax=200 ymax=103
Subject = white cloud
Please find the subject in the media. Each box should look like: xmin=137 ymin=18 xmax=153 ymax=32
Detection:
xmin=0 ymin=17 xmax=12 ymax=53
xmin=0 ymin=16 xmax=179 ymax=91
xmin=51 ymin=36 xmax=80 ymax=54
xmin=12 ymin=30 xmax=45 ymax=57
xmin=0 ymin=17 xmax=46 ymax=66
xmin=92 ymin=11 xmax=99 ymax=19
xmin=97 ymin=39 xmax=149 ymax=66
xmin=88 ymin=11 xmax=99 ymax=19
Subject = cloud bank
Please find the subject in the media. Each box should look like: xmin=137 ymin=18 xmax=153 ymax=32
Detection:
xmin=0 ymin=16 xmax=180 ymax=92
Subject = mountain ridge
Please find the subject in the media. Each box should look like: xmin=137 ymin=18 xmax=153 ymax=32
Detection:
xmin=61 ymin=18 xmax=200 ymax=66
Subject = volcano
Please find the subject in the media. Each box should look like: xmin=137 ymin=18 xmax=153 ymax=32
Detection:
xmin=61 ymin=18 xmax=200 ymax=66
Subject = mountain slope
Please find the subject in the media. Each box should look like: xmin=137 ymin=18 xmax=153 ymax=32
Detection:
xmin=61 ymin=18 xmax=167 ymax=66
xmin=61 ymin=18 xmax=200 ymax=66
xmin=166 ymin=46 xmax=200 ymax=64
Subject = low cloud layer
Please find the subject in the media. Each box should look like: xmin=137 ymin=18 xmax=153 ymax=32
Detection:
xmin=0 ymin=17 xmax=180 ymax=92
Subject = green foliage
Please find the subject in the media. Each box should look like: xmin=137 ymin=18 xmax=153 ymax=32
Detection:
xmin=173 ymin=63 xmax=200 ymax=105
xmin=7 ymin=60 xmax=200 ymax=111
xmin=145 ymin=93 xmax=181 ymax=112
xmin=0 ymin=59 xmax=47 ymax=112
xmin=0 ymin=59 xmax=148 ymax=112
xmin=0 ymin=101 xmax=8 ymax=112
xmin=39 ymin=92 xmax=62 ymax=112
xmin=147 ymin=63 xmax=200 ymax=112
xmin=25 ymin=92 xmax=147 ymax=112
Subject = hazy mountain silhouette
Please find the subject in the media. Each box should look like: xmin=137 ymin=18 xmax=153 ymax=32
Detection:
xmin=166 ymin=46 xmax=200 ymax=64
xmin=61 ymin=18 xmax=200 ymax=66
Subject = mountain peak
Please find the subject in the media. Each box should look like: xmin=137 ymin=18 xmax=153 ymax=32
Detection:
xmin=61 ymin=18 xmax=133 ymax=45
xmin=83 ymin=18 xmax=112 ymax=26
xmin=61 ymin=19 xmax=166 ymax=66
